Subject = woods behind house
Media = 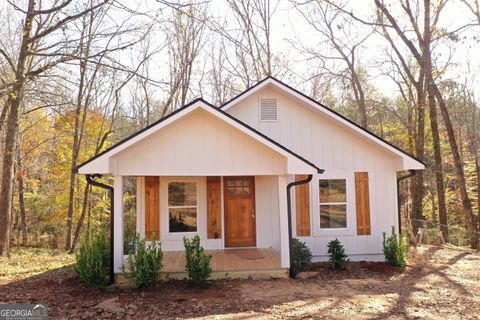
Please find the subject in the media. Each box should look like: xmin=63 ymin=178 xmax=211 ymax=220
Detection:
xmin=0 ymin=0 xmax=479 ymax=255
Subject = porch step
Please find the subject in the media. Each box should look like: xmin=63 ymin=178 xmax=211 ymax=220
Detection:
xmin=159 ymin=268 xmax=289 ymax=280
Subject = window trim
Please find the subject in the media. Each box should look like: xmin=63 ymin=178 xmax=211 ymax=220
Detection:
xmin=319 ymin=179 xmax=348 ymax=230
xmin=167 ymin=180 xmax=199 ymax=235
xmin=312 ymin=171 xmax=356 ymax=236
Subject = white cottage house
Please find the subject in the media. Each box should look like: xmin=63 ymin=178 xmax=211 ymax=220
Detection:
xmin=77 ymin=77 xmax=425 ymax=281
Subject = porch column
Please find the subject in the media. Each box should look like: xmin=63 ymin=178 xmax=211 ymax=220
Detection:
xmin=136 ymin=176 xmax=145 ymax=238
xmin=277 ymin=174 xmax=290 ymax=268
xmin=113 ymin=175 xmax=124 ymax=273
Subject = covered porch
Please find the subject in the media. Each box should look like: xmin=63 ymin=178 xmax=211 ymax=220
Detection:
xmin=123 ymin=248 xmax=286 ymax=279
xmin=77 ymin=100 xmax=321 ymax=281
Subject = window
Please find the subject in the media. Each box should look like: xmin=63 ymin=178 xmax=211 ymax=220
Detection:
xmin=226 ymin=178 xmax=251 ymax=195
xmin=259 ymin=98 xmax=278 ymax=121
xmin=319 ymin=179 xmax=347 ymax=228
xmin=168 ymin=181 xmax=197 ymax=233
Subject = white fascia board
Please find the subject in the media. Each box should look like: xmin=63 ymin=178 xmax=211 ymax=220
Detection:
xmin=287 ymin=159 xmax=317 ymax=174
xmin=222 ymin=78 xmax=425 ymax=171
xmin=403 ymin=157 xmax=426 ymax=170
xmin=78 ymin=158 xmax=110 ymax=174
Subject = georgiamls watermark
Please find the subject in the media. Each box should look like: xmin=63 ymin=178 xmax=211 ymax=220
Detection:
xmin=0 ymin=304 xmax=47 ymax=320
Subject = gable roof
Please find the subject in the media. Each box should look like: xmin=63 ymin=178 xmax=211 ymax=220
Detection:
xmin=76 ymin=98 xmax=323 ymax=175
xmin=220 ymin=76 xmax=425 ymax=170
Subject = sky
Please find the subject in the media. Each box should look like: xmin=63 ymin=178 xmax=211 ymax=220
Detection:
xmin=79 ymin=0 xmax=480 ymax=105
xmin=203 ymin=0 xmax=480 ymax=100
xmin=4 ymin=0 xmax=477 ymax=107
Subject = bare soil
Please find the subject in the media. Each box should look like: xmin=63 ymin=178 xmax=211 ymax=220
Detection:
xmin=1 ymin=245 xmax=479 ymax=319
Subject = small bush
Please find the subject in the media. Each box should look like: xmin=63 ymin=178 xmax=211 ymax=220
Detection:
xmin=75 ymin=229 xmax=109 ymax=287
xmin=124 ymin=234 xmax=163 ymax=288
xmin=327 ymin=238 xmax=349 ymax=270
xmin=291 ymin=238 xmax=312 ymax=274
xmin=183 ymin=235 xmax=212 ymax=285
xmin=383 ymin=226 xmax=408 ymax=269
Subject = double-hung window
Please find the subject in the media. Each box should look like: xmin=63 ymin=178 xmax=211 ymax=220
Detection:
xmin=319 ymin=179 xmax=347 ymax=229
xmin=168 ymin=181 xmax=197 ymax=233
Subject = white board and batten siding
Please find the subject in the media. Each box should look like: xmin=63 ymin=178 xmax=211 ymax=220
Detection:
xmin=112 ymin=109 xmax=287 ymax=176
xmin=135 ymin=175 xmax=282 ymax=254
xmin=226 ymin=85 xmax=401 ymax=260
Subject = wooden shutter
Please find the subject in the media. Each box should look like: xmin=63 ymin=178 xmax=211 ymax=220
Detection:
xmin=207 ymin=176 xmax=222 ymax=239
xmin=144 ymin=176 xmax=160 ymax=241
xmin=355 ymin=172 xmax=371 ymax=235
xmin=295 ymin=175 xmax=311 ymax=236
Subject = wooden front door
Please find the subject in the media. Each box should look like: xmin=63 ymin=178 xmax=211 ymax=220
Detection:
xmin=224 ymin=176 xmax=256 ymax=247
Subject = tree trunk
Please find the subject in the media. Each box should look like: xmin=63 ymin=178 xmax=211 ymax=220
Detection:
xmin=70 ymin=184 xmax=91 ymax=252
xmin=16 ymin=148 xmax=27 ymax=245
xmin=434 ymin=86 xmax=476 ymax=248
xmin=473 ymin=152 xmax=480 ymax=247
xmin=65 ymin=77 xmax=85 ymax=250
xmin=423 ymin=0 xmax=448 ymax=242
xmin=411 ymin=73 xmax=426 ymax=226
xmin=86 ymin=202 xmax=92 ymax=243
xmin=0 ymin=0 xmax=35 ymax=256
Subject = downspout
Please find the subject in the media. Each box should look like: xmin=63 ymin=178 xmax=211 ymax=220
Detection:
xmin=397 ymin=170 xmax=416 ymax=235
xmin=86 ymin=174 xmax=115 ymax=285
xmin=286 ymin=170 xmax=324 ymax=278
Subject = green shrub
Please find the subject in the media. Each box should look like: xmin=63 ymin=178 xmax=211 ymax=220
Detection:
xmin=327 ymin=238 xmax=349 ymax=270
xmin=75 ymin=229 xmax=109 ymax=287
xmin=183 ymin=235 xmax=212 ymax=285
xmin=383 ymin=226 xmax=408 ymax=269
xmin=291 ymin=238 xmax=312 ymax=274
xmin=124 ymin=234 xmax=163 ymax=288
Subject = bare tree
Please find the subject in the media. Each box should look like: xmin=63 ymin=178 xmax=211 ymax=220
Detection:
xmin=375 ymin=0 xmax=477 ymax=246
xmin=163 ymin=4 xmax=207 ymax=110
xmin=376 ymin=12 xmax=428 ymax=225
xmin=462 ymin=0 xmax=480 ymax=22
xmin=0 ymin=0 xmax=150 ymax=254
xmin=293 ymin=1 xmax=373 ymax=128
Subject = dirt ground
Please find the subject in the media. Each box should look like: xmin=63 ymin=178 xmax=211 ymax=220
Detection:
xmin=0 ymin=245 xmax=479 ymax=319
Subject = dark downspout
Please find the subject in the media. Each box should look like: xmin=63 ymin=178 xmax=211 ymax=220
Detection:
xmin=397 ymin=170 xmax=416 ymax=235
xmin=86 ymin=174 xmax=115 ymax=285
xmin=286 ymin=171 xmax=323 ymax=278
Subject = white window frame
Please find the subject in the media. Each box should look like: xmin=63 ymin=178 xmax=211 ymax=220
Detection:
xmin=166 ymin=178 xmax=202 ymax=237
xmin=312 ymin=171 xmax=357 ymax=236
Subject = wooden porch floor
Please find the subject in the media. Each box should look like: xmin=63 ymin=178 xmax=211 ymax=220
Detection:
xmin=123 ymin=248 xmax=288 ymax=280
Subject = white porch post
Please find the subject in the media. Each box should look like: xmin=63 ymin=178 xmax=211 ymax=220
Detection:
xmin=113 ymin=175 xmax=124 ymax=273
xmin=136 ymin=176 xmax=145 ymax=238
xmin=277 ymin=174 xmax=290 ymax=268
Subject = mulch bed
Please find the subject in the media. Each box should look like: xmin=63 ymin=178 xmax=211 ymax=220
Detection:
xmin=311 ymin=260 xmax=400 ymax=279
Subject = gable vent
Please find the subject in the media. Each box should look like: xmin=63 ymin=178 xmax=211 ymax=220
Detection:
xmin=259 ymin=98 xmax=278 ymax=121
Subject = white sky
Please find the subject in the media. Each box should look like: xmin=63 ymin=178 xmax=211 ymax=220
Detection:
xmin=94 ymin=0 xmax=480 ymax=105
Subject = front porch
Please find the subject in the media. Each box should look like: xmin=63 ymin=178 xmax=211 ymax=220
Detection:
xmin=123 ymin=248 xmax=288 ymax=280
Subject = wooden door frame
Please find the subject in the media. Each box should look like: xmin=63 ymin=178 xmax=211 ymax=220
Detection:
xmin=223 ymin=176 xmax=257 ymax=247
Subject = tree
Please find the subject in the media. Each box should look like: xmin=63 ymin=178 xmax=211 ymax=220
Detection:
xmin=0 ymin=0 xmax=149 ymax=254
xmin=374 ymin=0 xmax=477 ymax=247
xmin=293 ymin=1 xmax=373 ymax=128
xmin=163 ymin=4 xmax=207 ymax=110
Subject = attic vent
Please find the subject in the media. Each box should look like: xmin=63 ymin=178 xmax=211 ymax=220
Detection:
xmin=259 ymin=98 xmax=278 ymax=121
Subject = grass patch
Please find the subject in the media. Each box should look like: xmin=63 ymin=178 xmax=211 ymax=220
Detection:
xmin=0 ymin=247 xmax=75 ymax=283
